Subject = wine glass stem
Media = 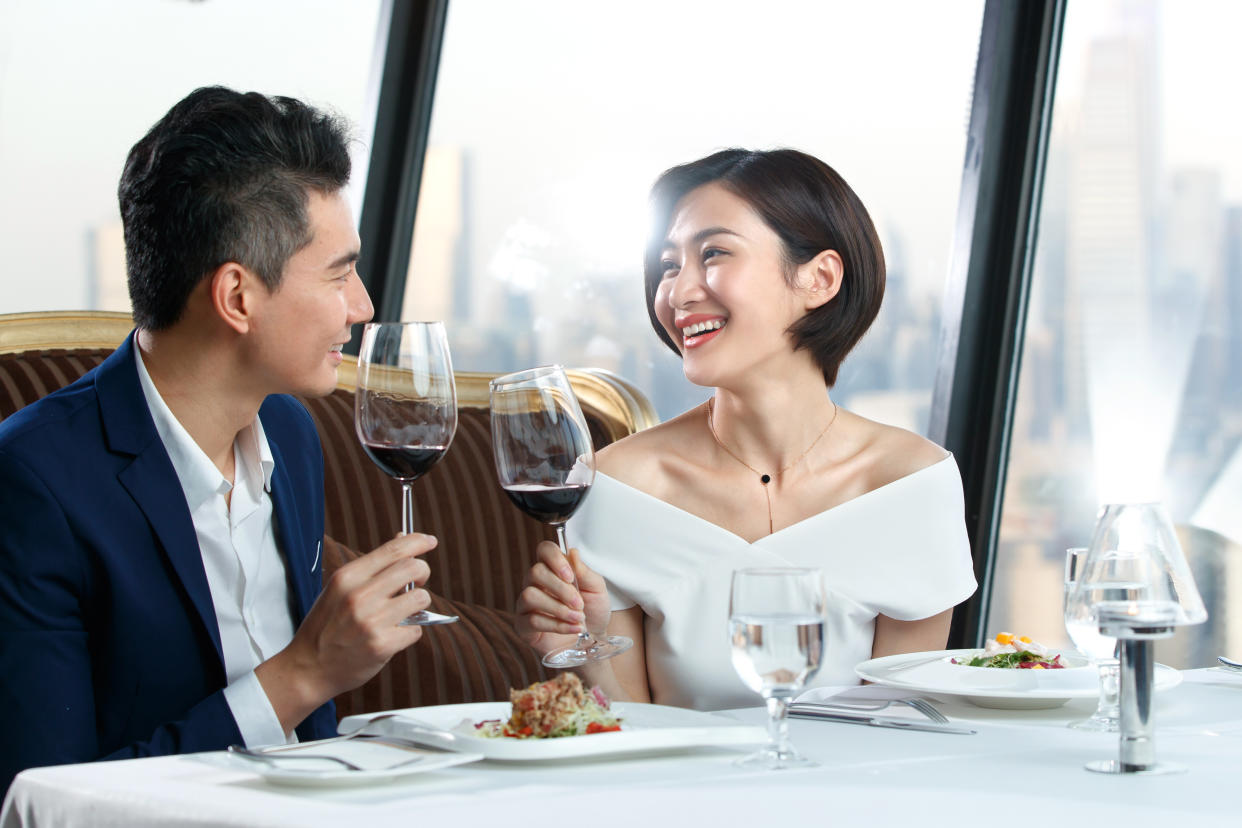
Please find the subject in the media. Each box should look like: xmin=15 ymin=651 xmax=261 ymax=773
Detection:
xmin=401 ymin=481 xmax=414 ymax=536
xmin=555 ymin=523 xmax=597 ymax=651
xmin=1095 ymin=658 xmax=1120 ymax=719
xmin=764 ymin=695 xmax=792 ymax=757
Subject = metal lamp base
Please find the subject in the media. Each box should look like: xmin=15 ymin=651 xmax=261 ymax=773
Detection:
xmin=1085 ymin=759 xmax=1186 ymax=775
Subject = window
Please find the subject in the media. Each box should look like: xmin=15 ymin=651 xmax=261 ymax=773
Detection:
xmin=991 ymin=0 xmax=1242 ymax=666
xmin=0 ymin=0 xmax=384 ymax=316
xmin=406 ymin=0 xmax=985 ymax=423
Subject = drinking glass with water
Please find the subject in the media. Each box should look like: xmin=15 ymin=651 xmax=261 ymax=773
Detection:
xmin=729 ymin=567 xmax=827 ymax=769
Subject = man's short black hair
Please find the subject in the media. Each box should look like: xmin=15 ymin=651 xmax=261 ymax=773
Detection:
xmin=118 ymin=86 xmax=352 ymax=330
xmin=644 ymin=148 xmax=886 ymax=387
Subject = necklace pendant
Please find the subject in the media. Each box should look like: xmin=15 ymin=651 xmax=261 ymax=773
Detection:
xmin=760 ymin=474 xmax=771 ymax=485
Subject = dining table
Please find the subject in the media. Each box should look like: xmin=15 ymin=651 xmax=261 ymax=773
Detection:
xmin=3 ymin=668 xmax=1239 ymax=828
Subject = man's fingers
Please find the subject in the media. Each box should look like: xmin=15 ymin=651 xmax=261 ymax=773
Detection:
xmin=334 ymin=533 xmax=439 ymax=585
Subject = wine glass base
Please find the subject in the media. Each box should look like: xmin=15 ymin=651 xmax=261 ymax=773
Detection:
xmin=399 ymin=610 xmax=460 ymax=627
xmin=1067 ymin=714 xmax=1119 ymax=732
xmin=734 ymin=747 xmax=817 ymax=770
xmin=1085 ymin=759 xmax=1186 ymax=775
xmin=541 ymin=635 xmax=633 ymax=668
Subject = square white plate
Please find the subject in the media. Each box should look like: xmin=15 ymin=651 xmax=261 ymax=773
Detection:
xmin=339 ymin=702 xmax=766 ymax=761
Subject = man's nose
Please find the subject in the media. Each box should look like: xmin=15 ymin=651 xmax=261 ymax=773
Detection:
xmin=348 ymin=269 xmax=374 ymax=324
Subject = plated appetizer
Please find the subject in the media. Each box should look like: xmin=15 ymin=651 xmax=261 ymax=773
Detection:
xmin=475 ymin=673 xmax=622 ymax=739
xmin=951 ymin=633 xmax=1068 ymax=669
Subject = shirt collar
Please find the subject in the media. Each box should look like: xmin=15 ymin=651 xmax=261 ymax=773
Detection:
xmin=133 ymin=336 xmax=275 ymax=512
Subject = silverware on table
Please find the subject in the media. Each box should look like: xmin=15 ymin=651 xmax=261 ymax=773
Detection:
xmin=227 ymin=744 xmax=366 ymax=771
xmin=790 ymin=697 xmax=948 ymax=723
xmin=226 ymin=712 xmax=442 ymax=772
xmin=1218 ymin=656 xmax=1242 ymax=671
xmin=788 ymin=708 xmax=976 ymax=735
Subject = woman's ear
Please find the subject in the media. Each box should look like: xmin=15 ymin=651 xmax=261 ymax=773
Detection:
xmin=799 ymin=249 xmax=844 ymax=310
xmin=209 ymin=262 xmax=261 ymax=334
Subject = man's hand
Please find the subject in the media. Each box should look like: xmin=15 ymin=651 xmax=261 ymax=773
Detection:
xmin=256 ymin=533 xmax=435 ymax=733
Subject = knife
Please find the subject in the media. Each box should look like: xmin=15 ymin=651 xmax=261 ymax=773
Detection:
xmin=788 ymin=708 xmax=976 ymax=734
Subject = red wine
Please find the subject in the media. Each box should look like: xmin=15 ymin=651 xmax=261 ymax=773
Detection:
xmin=502 ymin=483 xmax=590 ymax=524
xmin=362 ymin=442 xmax=448 ymax=481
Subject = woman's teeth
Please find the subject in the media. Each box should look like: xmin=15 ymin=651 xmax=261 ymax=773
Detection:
xmin=681 ymin=319 xmax=725 ymax=338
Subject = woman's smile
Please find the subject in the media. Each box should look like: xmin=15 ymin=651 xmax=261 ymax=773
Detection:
xmin=677 ymin=313 xmax=728 ymax=349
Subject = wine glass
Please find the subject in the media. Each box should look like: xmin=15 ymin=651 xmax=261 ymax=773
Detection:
xmin=355 ymin=321 xmax=459 ymax=626
xmin=1063 ymin=546 xmax=1119 ymax=731
xmin=489 ymin=365 xmax=632 ymax=668
xmin=1065 ymin=502 xmax=1207 ymax=774
xmin=729 ymin=567 xmax=827 ymax=770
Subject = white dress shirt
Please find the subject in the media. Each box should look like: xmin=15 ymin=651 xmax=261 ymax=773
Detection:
xmin=134 ymin=343 xmax=295 ymax=746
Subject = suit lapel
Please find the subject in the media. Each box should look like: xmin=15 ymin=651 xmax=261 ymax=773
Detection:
xmin=97 ymin=335 xmax=226 ymax=667
xmin=267 ymin=437 xmax=316 ymax=622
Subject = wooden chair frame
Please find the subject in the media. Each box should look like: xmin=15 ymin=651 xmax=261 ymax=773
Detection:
xmin=0 ymin=311 xmax=658 ymax=443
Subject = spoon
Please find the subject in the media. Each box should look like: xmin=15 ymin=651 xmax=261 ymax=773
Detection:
xmin=1218 ymin=656 xmax=1242 ymax=670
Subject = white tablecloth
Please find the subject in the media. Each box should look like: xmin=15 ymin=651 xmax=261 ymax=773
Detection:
xmin=4 ymin=669 xmax=1240 ymax=828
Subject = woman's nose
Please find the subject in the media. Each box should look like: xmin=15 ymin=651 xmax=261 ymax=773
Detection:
xmin=668 ymin=261 xmax=707 ymax=309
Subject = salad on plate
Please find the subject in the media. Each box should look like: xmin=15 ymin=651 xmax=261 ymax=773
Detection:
xmin=951 ymin=633 xmax=1069 ymax=669
xmin=475 ymin=673 xmax=622 ymax=739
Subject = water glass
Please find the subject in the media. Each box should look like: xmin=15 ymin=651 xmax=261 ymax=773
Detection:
xmin=729 ymin=567 xmax=827 ymax=769
xmin=1063 ymin=546 xmax=1119 ymax=731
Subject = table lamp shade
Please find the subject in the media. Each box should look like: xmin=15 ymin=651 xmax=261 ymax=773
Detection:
xmin=1066 ymin=502 xmax=1207 ymax=632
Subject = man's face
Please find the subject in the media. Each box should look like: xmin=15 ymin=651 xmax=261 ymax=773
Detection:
xmin=245 ymin=190 xmax=373 ymax=398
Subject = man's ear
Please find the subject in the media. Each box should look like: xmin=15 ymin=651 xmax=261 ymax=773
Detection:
xmin=799 ymin=249 xmax=844 ymax=310
xmin=209 ymin=262 xmax=262 ymax=334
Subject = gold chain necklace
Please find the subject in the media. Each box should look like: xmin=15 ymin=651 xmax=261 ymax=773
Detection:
xmin=706 ymin=397 xmax=839 ymax=535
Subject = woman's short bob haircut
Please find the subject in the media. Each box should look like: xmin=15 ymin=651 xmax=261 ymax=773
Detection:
xmin=643 ymin=148 xmax=885 ymax=387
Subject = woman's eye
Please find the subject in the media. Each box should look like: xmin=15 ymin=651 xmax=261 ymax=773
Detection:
xmin=702 ymin=247 xmax=725 ymax=262
xmin=660 ymin=259 xmax=679 ymax=276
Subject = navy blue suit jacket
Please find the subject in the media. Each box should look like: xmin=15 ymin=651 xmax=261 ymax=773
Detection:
xmin=0 ymin=335 xmax=336 ymax=792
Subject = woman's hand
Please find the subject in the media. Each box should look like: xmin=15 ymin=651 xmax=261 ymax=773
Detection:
xmin=515 ymin=541 xmax=612 ymax=658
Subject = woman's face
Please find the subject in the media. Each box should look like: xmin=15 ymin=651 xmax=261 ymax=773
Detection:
xmin=653 ymin=182 xmax=813 ymax=388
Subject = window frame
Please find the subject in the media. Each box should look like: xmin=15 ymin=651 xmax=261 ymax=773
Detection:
xmin=358 ymin=0 xmax=1069 ymax=649
xmin=928 ymin=0 xmax=1066 ymax=647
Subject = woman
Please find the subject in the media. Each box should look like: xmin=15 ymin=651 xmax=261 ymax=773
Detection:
xmin=516 ymin=149 xmax=976 ymax=711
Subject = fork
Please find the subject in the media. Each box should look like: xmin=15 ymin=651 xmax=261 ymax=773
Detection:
xmin=227 ymin=743 xmax=364 ymax=771
xmin=790 ymin=697 xmax=949 ymax=723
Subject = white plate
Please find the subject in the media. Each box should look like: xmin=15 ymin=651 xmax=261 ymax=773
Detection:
xmin=856 ymin=649 xmax=1183 ymax=709
xmin=204 ymin=738 xmax=483 ymax=787
xmin=338 ymin=702 xmax=766 ymax=761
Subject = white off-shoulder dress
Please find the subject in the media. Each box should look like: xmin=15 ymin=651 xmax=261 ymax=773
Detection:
xmin=567 ymin=455 xmax=977 ymax=711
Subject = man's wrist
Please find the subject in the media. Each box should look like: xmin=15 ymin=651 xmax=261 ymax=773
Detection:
xmin=255 ymin=646 xmax=329 ymax=734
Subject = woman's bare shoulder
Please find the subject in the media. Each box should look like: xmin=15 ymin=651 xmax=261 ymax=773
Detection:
xmin=595 ymin=404 xmax=707 ymax=486
xmin=842 ymin=410 xmax=949 ymax=489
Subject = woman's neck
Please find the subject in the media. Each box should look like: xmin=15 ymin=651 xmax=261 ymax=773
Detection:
xmin=708 ymin=365 xmax=837 ymax=477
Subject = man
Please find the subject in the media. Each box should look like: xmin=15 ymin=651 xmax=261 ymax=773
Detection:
xmin=0 ymin=87 xmax=432 ymax=792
